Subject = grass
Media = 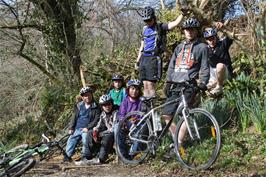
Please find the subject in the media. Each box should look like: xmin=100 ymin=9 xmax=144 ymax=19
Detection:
xmin=151 ymin=129 xmax=266 ymax=176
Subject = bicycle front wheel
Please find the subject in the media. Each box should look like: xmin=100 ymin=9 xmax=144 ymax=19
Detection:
xmin=174 ymin=108 xmax=221 ymax=170
xmin=4 ymin=158 xmax=36 ymax=177
xmin=116 ymin=111 xmax=151 ymax=165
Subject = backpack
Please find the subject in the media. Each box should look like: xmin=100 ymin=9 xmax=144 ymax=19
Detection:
xmin=142 ymin=23 xmax=167 ymax=56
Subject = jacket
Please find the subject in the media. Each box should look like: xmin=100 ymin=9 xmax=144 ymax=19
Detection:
xmin=69 ymin=101 xmax=101 ymax=130
xmin=95 ymin=110 xmax=118 ymax=133
xmin=167 ymin=39 xmax=210 ymax=85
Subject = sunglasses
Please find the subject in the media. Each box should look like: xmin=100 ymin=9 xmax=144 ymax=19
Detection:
xmin=205 ymin=36 xmax=216 ymax=41
xmin=144 ymin=19 xmax=152 ymax=23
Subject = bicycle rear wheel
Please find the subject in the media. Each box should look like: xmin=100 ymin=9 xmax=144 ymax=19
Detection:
xmin=4 ymin=158 xmax=36 ymax=177
xmin=174 ymin=108 xmax=221 ymax=170
xmin=116 ymin=111 xmax=151 ymax=164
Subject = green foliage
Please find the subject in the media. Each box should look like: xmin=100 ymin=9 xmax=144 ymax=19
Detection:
xmin=39 ymin=84 xmax=77 ymax=130
xmin=224 ymin=72 xmax=266 ymax=133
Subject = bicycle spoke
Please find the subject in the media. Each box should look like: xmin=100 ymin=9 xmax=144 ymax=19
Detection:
xmin=174 ymin=108 xmax=221 ymax=170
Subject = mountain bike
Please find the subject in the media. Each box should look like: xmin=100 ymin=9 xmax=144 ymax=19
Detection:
xmin=0 ymin=132 xmax=69 ymax=177
xmin=115 ymin=83 xmax=221 ymax=170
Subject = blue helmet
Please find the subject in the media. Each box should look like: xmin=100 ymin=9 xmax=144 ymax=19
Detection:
xmin=204 ymin=28 xmax=217 ymax=38
xmin=182 ymin=18 xmax=200 ymax=29
xmin=141 ymin=6 xmax=155 ymax=21
xmin=127 ymin=79 xmax=142 ymax=88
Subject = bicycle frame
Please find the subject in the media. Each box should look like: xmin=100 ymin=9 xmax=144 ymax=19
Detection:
xmin=128 ymin=87 xmax=200 ymax=149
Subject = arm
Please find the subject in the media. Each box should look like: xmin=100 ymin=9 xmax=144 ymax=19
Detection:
xmin=118 ymin=100 xmax=127 ymax=120
xmin=166 ymin=48 xmax=178 ymax=82
xmin=136 ymin=40 xmax=144 ymax=63
xmin=69 ymin=104 xmax=79 ymax=130
xmin=199 ymin=46 xmax=210 ymax=85
xmin=87 ymin=107 xmax=101 ymax=129
xmin=167 ymin=14 xmax=184 ymax=30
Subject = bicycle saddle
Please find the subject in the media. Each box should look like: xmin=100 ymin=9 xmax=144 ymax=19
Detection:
xmin=140 ymin=96 xmax=156 ymax=103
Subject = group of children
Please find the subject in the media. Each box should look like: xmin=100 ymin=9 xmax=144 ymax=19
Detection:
xmin=64 ymin=74 xmax=143 ymax=165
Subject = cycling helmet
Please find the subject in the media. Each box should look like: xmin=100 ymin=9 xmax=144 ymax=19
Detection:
xmin=99 ymin=94 xmax=113 ymax=105
xmin=112 ymin=74 xmax=124 ymax=81
xmin=203 ymin=28 xmax=217 ymax=38
xmin=182 ymin=18 xmax=200 ymax=29
xmin=127 ymin=79 xmax=142 ymax=88
xmin=141 ymin=6 xmax=155 ymax=21
xmin=80 ymin=86 xmax=94 ymax=96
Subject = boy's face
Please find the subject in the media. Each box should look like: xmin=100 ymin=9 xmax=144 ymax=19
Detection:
xmin=82 ymin=92 xmax=93 ymax=104
xmin=102 ymin=102 xmax=113 ymax=113
xmin=128 ymin=86 xmax=140 ymax=99
xmin=183 ymin=28 xmax=198 ymax=41
xmin=144 ymin=18 xmax=155 ymax=27
xmin=205 ymin=36 xmax=217 ymax=48
xmin=113 ymin=80 xmax=123 ymax=89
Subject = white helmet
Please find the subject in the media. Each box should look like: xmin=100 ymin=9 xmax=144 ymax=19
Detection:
xmin=79 ymin=86 xmax=94 ymax=96
xmin=99 ymin=94 xmax=113 ymax=105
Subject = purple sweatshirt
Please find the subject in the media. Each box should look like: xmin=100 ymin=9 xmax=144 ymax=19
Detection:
xmin=118 ymin=96 xmax=142 ymax=120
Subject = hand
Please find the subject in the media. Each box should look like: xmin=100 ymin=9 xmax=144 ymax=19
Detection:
xmin=92 ymin=129 xmax=98 ymax=142
xmin=198 ymin=83 xmax=207 ymax=91
xmin=82 ymin=128 xmax=88 ymax=133
xmin=215 ymin=22 xmax=224 ymax=29
xmin=180 ymin=6 xmax=190 ymax=16
xmin=134 ymin=62 xmax=139 ymax=71
xmin=68 ymin=129 xmax=74 ymax=135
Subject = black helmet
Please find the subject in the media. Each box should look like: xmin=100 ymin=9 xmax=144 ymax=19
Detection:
xmin=141 ymin=6 xmax=155 ymax=21
xmin=79 ymin=86 xmax=94 ymax=96
xmin=112 ymin=74 xmax=124 ymax=81
xmin=182 ymin=18 xmax=200 ymax=29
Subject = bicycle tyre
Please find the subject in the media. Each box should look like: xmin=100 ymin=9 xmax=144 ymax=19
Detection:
xmin=4 ymin=158 xmax=36 ymax=177
xmin=174 ymin=108 xmax=221 ymax=170
xmin=116 ymin=111 xmax=151 ymax=165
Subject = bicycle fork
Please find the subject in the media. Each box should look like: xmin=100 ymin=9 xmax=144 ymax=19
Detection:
xmin=182 ymin=109 xmax=201 ymax=140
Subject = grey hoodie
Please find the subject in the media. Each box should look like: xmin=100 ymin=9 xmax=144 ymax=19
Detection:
xmin=167 ymin=39 xmax=209 ymax=85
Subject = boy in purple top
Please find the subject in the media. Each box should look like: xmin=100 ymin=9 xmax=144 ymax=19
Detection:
xmin=118 ymin=79 xmax=142 ymax=119
xmin=117 ymin=79 xmax=142 ymax=158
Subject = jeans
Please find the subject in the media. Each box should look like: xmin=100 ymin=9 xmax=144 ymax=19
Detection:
xmin=65 ymin=128 xmax=90 ymax=158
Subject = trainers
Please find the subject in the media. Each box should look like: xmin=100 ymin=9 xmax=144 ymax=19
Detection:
xmin=86 ymin=158 xmax=100 ymax=164
xmin=207 ymin=81 xmax=217 ymax=90
xmin=209 ymin=85 xmax=223 ymax=95
xmin=62 ymin=155 xmax=72 ymax=163
xmin=74 ymin=158 xmax=90 ymax=165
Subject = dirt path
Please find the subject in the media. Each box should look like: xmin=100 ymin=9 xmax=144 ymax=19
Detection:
xmin=25 ymin=161 xmax=158 ymax=177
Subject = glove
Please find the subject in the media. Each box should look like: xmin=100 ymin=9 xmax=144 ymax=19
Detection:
xmin=164 ymin=83 xmax=172 ymax=97
xmin=134 ymin=62 xmax=139 ymax=71
xmin=180 ymin=6 xmax=190 ymax=16
xmin=198 ymin=83 xmax=207 ymax=91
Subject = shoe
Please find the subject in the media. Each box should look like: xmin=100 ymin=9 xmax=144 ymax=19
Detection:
xmin=86 ymin=158 xmax=100 ymax=164
xmin=74 ymin=158 xmax=90 ymax=165
xmin=209 ymin=85 xmax=223 ymax=95
xmin=207 ymin=81 xmax=217 ymax=90
xmin=62 ymin=155 xmax=72 ymax=163
xmin=163 ymin=143 xmax=176 ymax=159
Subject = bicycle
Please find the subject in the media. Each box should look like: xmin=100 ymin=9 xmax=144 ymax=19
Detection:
xmin=0 ymin=132 xmax=69 ymax=177
xmin=115 ymin=83 xmax=221 ymax=170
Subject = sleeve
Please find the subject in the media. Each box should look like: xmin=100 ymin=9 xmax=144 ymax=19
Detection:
xmin=87 ymin=107 xmax=101 ymax=129
xmin=161 ymin=23 xmax=169 ymax=31
xmin=166 ymin=47 xmax=178 ymax=81
xmin=199 ymin=45 xmax=210 ymax=85
xmin=110 ymin=111 xmax=119 ymax=132
xmin=222 ymin=36 xmax=233 ymax=50
xmin=69 ymin=103 xmax=79 ymax=130
xmin=95 ymin=113 xmax=103 ymax=130
xmin=118 ymin=99 xmax=127 ymax=120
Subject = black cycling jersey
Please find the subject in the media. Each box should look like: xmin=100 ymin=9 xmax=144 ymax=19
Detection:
xmin=208 ymin=36 xmax=233 ymax=76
